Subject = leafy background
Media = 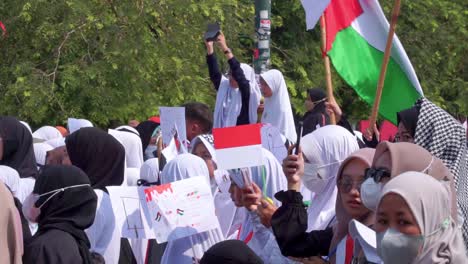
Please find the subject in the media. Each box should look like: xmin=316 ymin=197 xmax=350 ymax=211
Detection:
xmin=0 ymin=0 xmax=466 ymax=128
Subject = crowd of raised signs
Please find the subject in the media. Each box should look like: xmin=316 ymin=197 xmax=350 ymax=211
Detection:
xmin=1 ymin=33 xmax=467 ymax=264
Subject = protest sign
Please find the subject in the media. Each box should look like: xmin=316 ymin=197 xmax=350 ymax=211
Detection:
xmin=143 ymin=176 xmax=220 ymax=243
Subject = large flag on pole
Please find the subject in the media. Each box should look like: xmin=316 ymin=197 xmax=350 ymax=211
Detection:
xmin=301 ymin=0 xmax=423 ymax=123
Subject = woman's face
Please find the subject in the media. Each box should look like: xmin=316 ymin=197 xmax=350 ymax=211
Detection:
xmin=375 ymin=193 xmax=421 ymax=236
xmin=304 ymin=96 xmax=314 ymax=112
xmin=338 ymin=159 xmax=371 ymax=219
xmin=193 ymin=143 xmax=216 ymax=178
xmin=395 ymin=122 xmax=414 ymax=143
xmin=260 ymin=78 xmax=273 ymax=98
xmin=372 ymin=150 xmax=392 ymax=184
xmin=228 ymin=181 xmax=244 ymax=207
xmin=46 ymin=146 xmax=72 ymax=166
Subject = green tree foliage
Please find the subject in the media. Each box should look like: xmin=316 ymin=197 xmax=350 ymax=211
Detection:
xmin=0 ymin=0 xmax=466 ymax=128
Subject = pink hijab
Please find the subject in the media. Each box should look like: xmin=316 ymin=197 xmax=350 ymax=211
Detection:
xmin=329 ymin=148 xmax=376 ymax=263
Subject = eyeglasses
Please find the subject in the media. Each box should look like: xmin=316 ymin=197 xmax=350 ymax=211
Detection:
xmin=338 ymin=178 xmax=365 ymax=193
xmin=364 ymin=168 xmax=391 ymax=183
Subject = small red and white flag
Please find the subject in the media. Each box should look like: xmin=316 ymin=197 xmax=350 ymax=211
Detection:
xmin=213 ymin=124 xmax=264 ymax=170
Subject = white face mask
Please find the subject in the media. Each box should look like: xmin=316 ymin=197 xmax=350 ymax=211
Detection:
xmin=22 ymin=184 xmax=90 ymax=223
xmin=144 ymin=145 xmax=157 ymax=160
xmin=303 ymin=161 xmax=341 ymax=193
xmin=377 ymin=228 xmax=423 ymax=263
xmin=360 ymin=177 xmax=384 ymax=211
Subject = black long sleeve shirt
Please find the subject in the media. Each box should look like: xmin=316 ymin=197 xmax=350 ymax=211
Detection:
xmin=206 ymin=54 xmax=251 ymax=125
xmin=271 ymin=190 xmax=333 ymax=258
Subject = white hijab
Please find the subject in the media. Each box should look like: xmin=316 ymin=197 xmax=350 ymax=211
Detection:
xmin=44 ymin=137 xmax=66 ymax=148
xmin=68 ymin=118 xmax=93 ymax=134
xmin=160 ymin=154 xmax=224 ymax=264
xmin=260 ymin=69 xmax=297 ymax=143
xmin=233 ymin=148 xmax=291 ymax=263
xmin=140 ymin=158 xmax=160 ymax=183
xmin=33 ymin=143 xmax=53 ymax=168
xmin=0 ymin=165 xmax=34 ymax=203
xmin=108 ymin=129 xmax=144 ymax=168
xmin=116 ymin=125 xmax=140 ymax=136
xmin=85 ymin=190 xmax=121 ymax=264
xmin=213 ymin=64 xmax=261 ymax=128
xmin=301 ymin=125 xmax=359 ymax=231
xmin=125 ymin=168 xmax=140 ymax=186
xmin=32 ymin=126 xmax=62 ymax=141
xmin=20 ymin=121 xmax=32 ymax=135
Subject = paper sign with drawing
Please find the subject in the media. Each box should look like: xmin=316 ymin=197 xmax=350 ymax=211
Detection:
xmin=143 ymin=176 xmax=220 ymax=243
xmin=159 ymin=107 xmax=188 ymax=152
xmin=107 ymin=186 xmax=155 ymax=239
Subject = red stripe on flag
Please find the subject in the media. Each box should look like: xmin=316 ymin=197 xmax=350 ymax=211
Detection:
xmin=0 ymin=21 xmax=6 ymax=34
xmin=213 ymin=124 xmax=262 ymax=149
xmin=324 ymin=0 xmax=363 ymax=52
xmin=344 ymin=234 xmax=354 ymax=264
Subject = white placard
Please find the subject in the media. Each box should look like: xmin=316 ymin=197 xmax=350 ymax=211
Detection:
xmin=159 ymin=107 xmax=188 ymax=150
xmin=107 ymin=186 xmax=155 ymax=239
xmin=143 ymin=176 xmax=220 ymax=243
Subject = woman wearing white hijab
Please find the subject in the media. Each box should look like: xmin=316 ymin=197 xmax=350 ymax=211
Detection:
xmin=259 ymin=69 xmax=297 ymax=144
xmin=229 ymin=148 xmax=291 ymax=263
xmin=32 ymin=126 xmax=63 ymax=141
xmin=206 ymin=32 xmax=261 ymax=128
xmin=140 ymin=158 xmax=160 ymax=184
xmin=376 ymin=172 xmax=466 ymax=263
xmin=280 ymin=125 xmax=360 ymax=232
xmin=191 ymin=134 xmax=245 ymax=238
xmin=160 ymin=154 xmax=224 ymax=263
xmin=33 ymin=143 xmax=53 ymax=168
xmin=108 ymin=129 xmax=144 ymax=168
xmin=0 ymin=165 xmax=33 ymax=203
xmin=67 ymin=118 xmax=93 ymax=134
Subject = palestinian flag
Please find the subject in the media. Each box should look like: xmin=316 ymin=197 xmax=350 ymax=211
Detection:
xmin=301 ymin=0 xmax=423 ymax=123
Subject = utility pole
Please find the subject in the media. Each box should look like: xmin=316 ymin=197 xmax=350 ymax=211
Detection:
xmin=253 ymin=0 xmax=271 ymax=74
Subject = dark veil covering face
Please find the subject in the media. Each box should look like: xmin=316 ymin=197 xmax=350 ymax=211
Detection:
xmin=136 ymin=120 xmax=159 ymax=151
xmin=0 ymin=116 xmax=38 ymax=178
xmin=25 ymin=165 xmax=97 ymax=264
xmin=65 ymin=127 xmax=126 ymax=190
xmin=397 ymin=106 xmax=419 ymax=137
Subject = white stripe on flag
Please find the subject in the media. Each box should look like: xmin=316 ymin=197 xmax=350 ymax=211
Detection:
xmin=216 ymin=144 xmax=264 ymax=170
xmin=301 ymin=0 xmax=331 ymax=30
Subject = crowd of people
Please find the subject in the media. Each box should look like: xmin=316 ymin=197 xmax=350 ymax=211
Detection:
xmin=0 ymin=32 xmax=467 ymax=264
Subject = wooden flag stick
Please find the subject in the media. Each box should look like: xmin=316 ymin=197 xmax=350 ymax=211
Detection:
xmin=320 ymin=14 xmax=336 ymax=125
xmin=367 ymin=0 xmax=401 ymax=137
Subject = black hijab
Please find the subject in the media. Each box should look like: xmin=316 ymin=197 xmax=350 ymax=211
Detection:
xmin=0 ymin=116 xmax=38 ymax=178
xmin=307 ymin=88 xmax=327 ymax=114
xmin=32 ymin=165 xmax=97 ymax=264
xmin=200 ymin=240 xmax=263 ymax=264
xmin=136 ymin=121 xmax=159 ymax=151
xmin=397 ymin=106 xmax=420 ymax=137
xmin=65 ymin=127 xmax=125 ymax=190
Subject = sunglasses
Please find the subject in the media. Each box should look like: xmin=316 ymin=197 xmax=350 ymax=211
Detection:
xmin=364 ymin=168 xmax=391 ymax=183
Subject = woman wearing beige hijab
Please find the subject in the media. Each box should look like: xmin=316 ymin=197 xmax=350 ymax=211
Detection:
xmin=360 ymin=141 xmax=458 ymax=220
xmin=376 ymin=172 xmax=466 ymax=263
xmin=0 ymin=181 xmax=23 ymax=264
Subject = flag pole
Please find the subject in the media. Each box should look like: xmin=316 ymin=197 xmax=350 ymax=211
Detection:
xmin=320 ymin=15 xmax=336 ymax=125
xmin=367 ymin=0 xmax=401 ymax=137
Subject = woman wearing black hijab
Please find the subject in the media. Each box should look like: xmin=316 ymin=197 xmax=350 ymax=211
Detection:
xmin=23 ymin=165 xmax=97 ymax=264
xmin=0 ymin=116 xmax=38 ymax=178
xmin=65 ymin=127 xmax=126 ymax=190
xmin=302 ymin=88 xmax=330 ymax=136
xmin=135 ymin=120 xmax=159 ymax=155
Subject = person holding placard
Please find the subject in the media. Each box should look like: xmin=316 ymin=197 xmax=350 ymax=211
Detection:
xmin=159 ymin=154 xmax=224 ymax=264
xmin=205 ymin=31 xmax=261 ymax=128
xmin=228 ymin=148 xmax=291 ymax=263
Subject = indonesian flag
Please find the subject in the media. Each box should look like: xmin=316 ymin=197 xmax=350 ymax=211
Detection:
xmin=213 ymin=124 xmax=263 ymax=170
xmin=301 ymin=0 xmax=423 ymax=123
